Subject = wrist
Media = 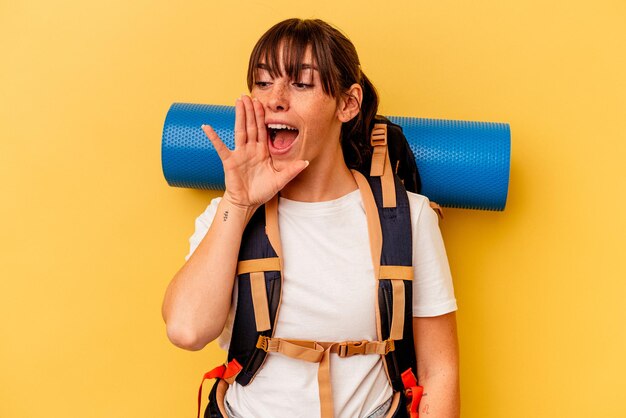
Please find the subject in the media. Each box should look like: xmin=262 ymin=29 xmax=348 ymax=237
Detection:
xmin=221 ymin=192 xmax=259 ymax=222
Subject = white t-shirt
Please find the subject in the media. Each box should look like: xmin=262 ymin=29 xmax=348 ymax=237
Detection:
xmin=186 ymin=190 xmax=457 ymax=418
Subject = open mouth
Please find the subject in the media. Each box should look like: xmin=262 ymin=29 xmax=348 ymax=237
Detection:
xmin=267 ymin=123 xmax=299 ymax=152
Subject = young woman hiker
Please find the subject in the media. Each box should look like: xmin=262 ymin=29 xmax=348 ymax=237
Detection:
xmin=162 ymin=18 xmax=459 ymax=418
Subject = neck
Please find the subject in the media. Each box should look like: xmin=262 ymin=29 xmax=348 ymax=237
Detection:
xmin=279 ymin=145 xmax=357 ymax=202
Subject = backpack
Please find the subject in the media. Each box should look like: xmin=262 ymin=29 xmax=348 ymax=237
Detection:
xmin=198 ymin=119 xmax=425 ymax=418
xmin=358 ymin=116 xmax=421 ymax=195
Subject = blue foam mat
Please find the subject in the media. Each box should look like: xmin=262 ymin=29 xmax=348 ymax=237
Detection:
xmin=162 ymin=103 xmax=510 ymax=211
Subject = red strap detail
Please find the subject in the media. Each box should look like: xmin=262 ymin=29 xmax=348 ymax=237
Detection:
xmin=197 ymin=365 xmax=226 ymax=418
xmin=196 ymin=360 xmax=242 ymax=418
xmin=224 ymin=358 xmax=243 ymax=380
xmin=406 ymin=385 xmax=424 ymax=418
xmin=401 ymin=368 xmax=418 ymax=389
xmin=401 ymin=369 xmax=423 ymax=418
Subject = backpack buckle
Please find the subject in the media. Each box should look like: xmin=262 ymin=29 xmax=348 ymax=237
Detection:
xmin=370 ymin=124 xmax=387 ymax=147
xmin=338 ymin=340 xmax=368 ymax=357
xmin=384 ymin=339 xmax=395 ymax=354
xmin=256 ymin=335 xmax=269 ymax=351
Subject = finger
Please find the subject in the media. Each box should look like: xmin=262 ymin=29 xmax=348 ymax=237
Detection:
xmin=241 ymin=95 xmax=258 ymax=143
xmin=253 ymin=98 xmax=268 ymax=144
xmin=202 ymin=124 xmax=231 ymax=161
xmin=276 ymin=160 xmax=310 ymax=189
xmin=234 ymin=97 xmax=246 ymax=148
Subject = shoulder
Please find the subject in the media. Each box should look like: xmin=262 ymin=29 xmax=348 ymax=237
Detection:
xmin=406 ymin=191 xmax=430 ymax=212
xmin=184 ymin=196 xmax=222 ymax=261
xmin=406 ymin=191 xmax=439 ymax=230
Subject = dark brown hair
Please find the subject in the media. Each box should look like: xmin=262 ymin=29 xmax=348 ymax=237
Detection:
xmin=246 ymin=18 xmax=379 ymax=169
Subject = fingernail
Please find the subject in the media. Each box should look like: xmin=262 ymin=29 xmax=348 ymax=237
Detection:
xmin=304 ymin=160 xmax=310 ymax=167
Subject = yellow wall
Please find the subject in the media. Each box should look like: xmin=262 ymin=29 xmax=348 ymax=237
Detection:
xmin=2 ymin=1 xmax=625 ymax=417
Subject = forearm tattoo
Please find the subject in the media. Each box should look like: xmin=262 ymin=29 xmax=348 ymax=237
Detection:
xmin=223 ymin=210 xmax=229 ymax=222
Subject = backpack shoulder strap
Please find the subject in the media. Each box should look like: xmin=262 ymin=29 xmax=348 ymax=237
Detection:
xmin=363 ymin=122 xmax=418 ymax=391
xmin=369 ymin=123 xmax=397 ymax=208
xmin=227 ymin=195 xmax=283 ymax=386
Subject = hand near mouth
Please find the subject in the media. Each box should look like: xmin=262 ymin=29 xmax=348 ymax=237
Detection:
xmin=202 ymin=95 xmax=309 ymax=213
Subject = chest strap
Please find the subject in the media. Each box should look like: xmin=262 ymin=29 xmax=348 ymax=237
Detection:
xmin=256 ymin=336 xmax=395 ymax=418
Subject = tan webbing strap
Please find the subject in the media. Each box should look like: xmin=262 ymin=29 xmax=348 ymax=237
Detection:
xmin=256 ymin=336 xmax=393 ymax=418
xmin=317 ymin=339 xmax=392 ymax=417
xmin=236 ymin=257 xmax=281 ymax=275
xmin=370 ymin=124 xmax=387 ymax=177
xmin=379 ymin=266 xmax=413 ymax=340
xmin=352 ymin=170 xmax=382 ymax=279
xmin=257 ymin=336 xmax=325 ymax=362
xmin=379 ymin=265 xmax=414 ymax=281
xmin=351 ymin=169 xmax=393 ymax=383
xmin=265 ymin=195 xmax=283 ymax=262
xmin=380 ymin=151 xmax=396 ymax=208
xmin=389 ymin=279 xmax=406 ymax=340
xmin=369 ymin=123 xmax=397 ymax=208
xmin=236 ymin=258 xmax=280 ymax=332
xmin=258 ymin=195 xmax=283 ymax=334
xmin=249 ymin=271 xmax=271 ymax=331
xmin=214 ymin=379 xmax=229 ymax=416
xmin=318 ymin=344 xmax=336 ymax=418
xmin=257 ymin=336 xmax=335 ymax=417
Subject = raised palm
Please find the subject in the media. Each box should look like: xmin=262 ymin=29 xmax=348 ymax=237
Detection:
xmin=202 ymin=95 xmax=308 ymax=210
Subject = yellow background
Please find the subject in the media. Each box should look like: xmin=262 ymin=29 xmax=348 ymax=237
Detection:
xmin=2 ymin=0 xmax=625 ymax=417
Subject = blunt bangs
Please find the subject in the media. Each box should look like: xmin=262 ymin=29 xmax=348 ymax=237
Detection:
xmin=246 ymin=19 xmax=338 ymax=97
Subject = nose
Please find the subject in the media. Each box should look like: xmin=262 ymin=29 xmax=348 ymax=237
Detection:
xmin=267 ymin=82 xmax=289 ymax=112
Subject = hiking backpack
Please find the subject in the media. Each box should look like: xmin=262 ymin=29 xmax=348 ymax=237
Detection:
xmin=198 ymin=118 xmax=427 ymax=418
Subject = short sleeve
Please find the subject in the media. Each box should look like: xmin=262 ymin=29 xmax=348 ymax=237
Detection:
xmin=184 ymin=197 xmax=222 ymax=261
xmin=408 ymin=192 xmax=458 ymax=317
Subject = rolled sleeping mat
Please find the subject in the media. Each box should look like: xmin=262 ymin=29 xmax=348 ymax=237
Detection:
xmin=162 ymin=103 xmax=511 ymax=211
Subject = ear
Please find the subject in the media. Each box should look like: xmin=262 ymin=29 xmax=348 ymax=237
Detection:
xmin=337 ymin=83 xmax=363 ymax=123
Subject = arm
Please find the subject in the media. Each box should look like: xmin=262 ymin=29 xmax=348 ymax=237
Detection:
xmin=162 ymin=198 xmax=256 ymax=350
xmin=413 ymin=312 xmax=460 ymax=417
xmin=161 ymin=96 xmax=308 ymax=351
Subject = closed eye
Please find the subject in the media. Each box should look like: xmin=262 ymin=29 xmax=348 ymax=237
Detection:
xmin=255 ymin=81 xmax=272 ymax=88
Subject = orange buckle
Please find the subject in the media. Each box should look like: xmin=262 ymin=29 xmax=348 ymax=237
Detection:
xmin=338 ymin=340 xmax=368 ymax=357
xmin=256 ymin=335 xmax=269 ymax=351
xmin=384 ymin=339 xmax=395 ymax=354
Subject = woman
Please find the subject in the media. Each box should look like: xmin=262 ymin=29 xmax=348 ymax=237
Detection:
xmin=162 ymin=18 xmax=459 ymax=418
